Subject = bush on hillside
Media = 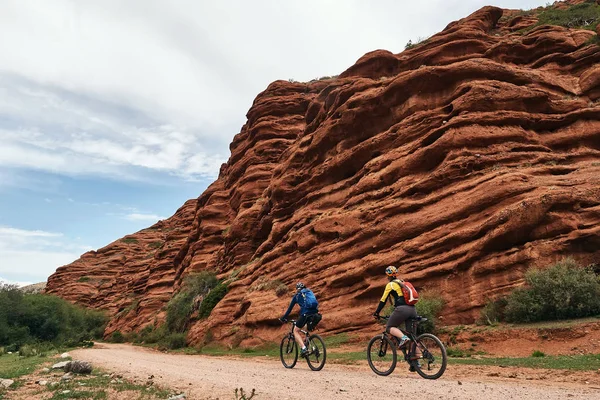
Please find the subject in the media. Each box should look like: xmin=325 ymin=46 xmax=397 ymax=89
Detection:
xmin=166 ymin=272 xmax=227 ymax=333
xmin=109 ymin=331 xmax=125 ymax=343
xmin=477 ymin=297 xmax=508 ymax=326
xmin=0 ymin=284 xmax=107 ymax=350
xmin=504 ymin=259 xmax=600 ymax=323
xmin=159 ymin=332 xmax=187 ymax=350
xmin=537 ymin=1 xmax=600 ymax=30
xmin=415 ymin=293 xmax=445 ymax=334
xmin=198 ymin=282 xmax=228 ymax=319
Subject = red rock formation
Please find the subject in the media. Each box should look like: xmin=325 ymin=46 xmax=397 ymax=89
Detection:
xmin=47 ymin=1 xmax=600 ymax=345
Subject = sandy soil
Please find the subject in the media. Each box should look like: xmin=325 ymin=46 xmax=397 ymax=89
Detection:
xmin=69 ymin=343 xmax=600 ymax=400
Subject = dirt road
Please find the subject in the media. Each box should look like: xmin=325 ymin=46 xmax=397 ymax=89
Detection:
xmin=72 ymin=344 xmax=600 ymax=400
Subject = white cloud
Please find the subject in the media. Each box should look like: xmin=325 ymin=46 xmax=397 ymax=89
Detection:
xmin=0 ymin=226 xmax=63 ymax=238
xmin=123 ymin=213 xmax=165 ymax=222
xmin=0 ymin=0 xmax=548 ymax=185
xmin=0 ymin=226 xmax=92 ymax=283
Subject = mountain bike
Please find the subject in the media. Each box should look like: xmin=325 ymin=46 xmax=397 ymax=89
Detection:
xmin=367 ymin=315 xmax=447 ymax=379
xmin=280 ymin=319 xmax=326 ymax=371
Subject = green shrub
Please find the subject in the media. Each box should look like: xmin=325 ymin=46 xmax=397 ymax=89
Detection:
xmin=110 ymin=331 xmax=125 ymax=343
xmin=0 ymin=284 xmax=107 ymax=349
xmin=505 ymin=259 xmax=600 ymax=323
xmin=532 ymin=350 xmax=546 ymax=357
xmin=166 ymin=272 xmax=219 ymax=333
xmin=478 ymin=297 xmax=508 ymax=325
xmin=121 ymin=237 xmax=138 ymax=244
xmin=446 ymin=347 xmax=468 ymax=358
xmin=159 ymin=332 xmax=187 ymax=350
xmin=415 ymin=293 xmax=445 ymax=333
xmin=198 ymin=283 xmax=228 ymax=319
xmin=139 ymin=325 xmax=167 ymax=344
xmin=537 ymin=2 xmax=600 ymax=30
xmin=148 ymin=241 xmax=163 ymax=249
xmin=77 ymin=276 xmax=90 ymax=282
xmin=18 ymin=344 xmax=37 ymax=357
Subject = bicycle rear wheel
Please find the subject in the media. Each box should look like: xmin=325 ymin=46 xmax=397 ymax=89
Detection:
xmin=412 ymin=333 xmax=447 ymax=379
xmin=367 ymin=335 xmax=397 ymax=376
xmin=280 ymin=335 xmax=298 ymax=368
xmin=305 ymin=334 xmax=326 ymax=371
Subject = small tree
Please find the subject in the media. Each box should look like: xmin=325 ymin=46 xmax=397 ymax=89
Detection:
xmin=505 ymin=259 xmax=600 ymax=323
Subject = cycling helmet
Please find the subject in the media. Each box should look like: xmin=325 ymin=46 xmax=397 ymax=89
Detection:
xmin=296 ymin=282 xmax=305 ymax=290
xmin=385 ymin=266 xmax=398 ymax=277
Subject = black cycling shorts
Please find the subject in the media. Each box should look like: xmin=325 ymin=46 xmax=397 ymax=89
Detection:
xmin=296 ymin=313 xmax=312 ymax=329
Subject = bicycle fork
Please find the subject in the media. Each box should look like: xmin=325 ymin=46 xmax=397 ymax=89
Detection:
xmin=378 ymin=334 xmax=389 ymax=357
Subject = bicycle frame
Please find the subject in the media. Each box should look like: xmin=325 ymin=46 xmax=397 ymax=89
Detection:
xmin=378 ymin=317 xmax=420 ymax=360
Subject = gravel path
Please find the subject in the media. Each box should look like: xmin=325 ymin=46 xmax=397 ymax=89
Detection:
xmin=72 ymin=343 xmax=599 ymax=400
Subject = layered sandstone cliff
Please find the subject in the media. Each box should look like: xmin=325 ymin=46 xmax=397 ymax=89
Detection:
xmin=47 ymin=1 xmax=600 ymax=345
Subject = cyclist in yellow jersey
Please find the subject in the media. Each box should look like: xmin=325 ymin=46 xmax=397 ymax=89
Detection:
xmin=373 ymin=266 xmax=417 ymax=348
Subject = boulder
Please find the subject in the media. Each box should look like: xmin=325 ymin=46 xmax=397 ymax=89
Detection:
xmin=51 ymin=361 xmax=70 ymax=370
xmin=65 ymin=361 xmax=93 ymax=374
xmin=0 ymin=379 xmax=14 ymax=389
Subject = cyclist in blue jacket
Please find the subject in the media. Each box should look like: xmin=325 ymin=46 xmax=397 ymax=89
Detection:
xmin=279 ymin=282 xmax=319 ymax=357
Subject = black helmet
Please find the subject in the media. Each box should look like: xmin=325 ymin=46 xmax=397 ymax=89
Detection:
xmin=296 ymin=282 xmax=305 ymax=290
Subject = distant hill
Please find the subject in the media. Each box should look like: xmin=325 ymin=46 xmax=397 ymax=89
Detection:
xmin=19 ymin=282 xmax=47 ymax=294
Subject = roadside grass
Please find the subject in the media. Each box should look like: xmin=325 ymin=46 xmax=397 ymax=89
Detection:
xmin=0 ymin=352 xmax=176 ymax=400
xmin=440 ymin=315 xmax=600 ymax=335
xmin=0 ymin=352 xmax=56 ymax=379
xmin=45 ymin=371 xmax=173 ymax=399
xmin=449 ymin=353 xmax=600 ymax=371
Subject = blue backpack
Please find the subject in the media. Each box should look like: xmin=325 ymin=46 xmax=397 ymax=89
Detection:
xmin=300 ymin=288 xmax=319 ymax=309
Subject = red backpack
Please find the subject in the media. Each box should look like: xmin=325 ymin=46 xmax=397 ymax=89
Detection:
xmin=395 ymin=279 xmax=419 ymax=305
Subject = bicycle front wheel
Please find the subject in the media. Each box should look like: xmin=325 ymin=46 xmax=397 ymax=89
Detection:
xmin=367 ymin=335 xmax=397 ymax=376
xmin=413 ymin=333 xmax=447 ymax=379
xmin=305 ymin=334 xmax=327 ymax=371
xmin=280 ymin=335 xmax=298 ymax=369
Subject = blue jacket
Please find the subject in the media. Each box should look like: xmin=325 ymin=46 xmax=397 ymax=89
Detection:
xmin=282 ymin=289 xmax=319 ymax=318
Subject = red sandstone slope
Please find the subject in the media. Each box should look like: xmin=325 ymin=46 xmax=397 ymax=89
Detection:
xmin=47 ymin=1 xmax=600 ymax=345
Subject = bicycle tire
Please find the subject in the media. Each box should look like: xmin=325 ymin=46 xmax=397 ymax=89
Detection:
xmin=367 ymin=334 xmax=397 ymax=376
xmin=413 ymin=333 xmax=447 ymax=379
xmin=280 ymin=335 xmax=298 ymax=368
xmin=305 ymin=334 xmax=327 ymax=371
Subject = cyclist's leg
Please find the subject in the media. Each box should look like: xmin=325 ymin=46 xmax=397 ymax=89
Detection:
xmin=294 ymin=315 xmax=308 ymax=349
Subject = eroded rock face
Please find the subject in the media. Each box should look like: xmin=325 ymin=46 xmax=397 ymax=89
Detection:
xmin=47 ymin=1 xmax=600 ymax=345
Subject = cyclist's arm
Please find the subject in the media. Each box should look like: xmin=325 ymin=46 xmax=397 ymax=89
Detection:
xmin=282 ymin=295 xmax=297 ymax=319
xmin=375 ymin=282 xmax=393 ymax=314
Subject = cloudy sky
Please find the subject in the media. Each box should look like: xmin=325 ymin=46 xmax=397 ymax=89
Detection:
xmin=0 ymin=0 xmax=548 ymax=285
